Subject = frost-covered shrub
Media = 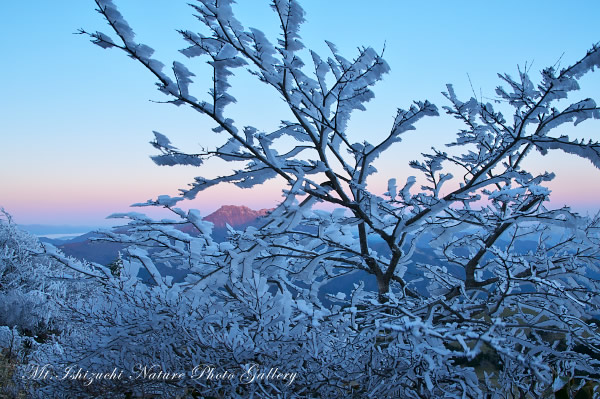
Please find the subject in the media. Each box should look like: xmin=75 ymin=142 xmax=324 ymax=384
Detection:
xmin=0 ymin=212 xmax=61 ymax=337
xmin=0 ymin=213 xmax=106 ymax=397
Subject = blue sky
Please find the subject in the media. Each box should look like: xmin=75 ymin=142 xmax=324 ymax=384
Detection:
xmin=1 ymin=1 xmax=599 ymax=228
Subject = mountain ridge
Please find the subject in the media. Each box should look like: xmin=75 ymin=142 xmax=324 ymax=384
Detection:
xmin=202 ymin=204 xmax=271 ymax=229
xmin=49 ymin=205 xmax=271 ymax=264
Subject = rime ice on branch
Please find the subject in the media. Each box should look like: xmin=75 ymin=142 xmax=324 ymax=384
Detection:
xmin=54 ymin=0 xmax=600 ymax=396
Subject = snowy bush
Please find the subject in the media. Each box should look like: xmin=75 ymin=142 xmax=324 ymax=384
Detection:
xmin=0 ymin=212 xmax=107 ymax=397
xmin=0 ymin=212 xmax=64 ymax=338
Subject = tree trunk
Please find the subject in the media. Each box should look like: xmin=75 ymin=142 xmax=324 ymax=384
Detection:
xmin=376 ymin=274 xmax=390 ymax=303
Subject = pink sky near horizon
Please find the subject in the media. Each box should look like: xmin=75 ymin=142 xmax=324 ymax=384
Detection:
xmin=6 ymin=149 xmax=600 ymax=227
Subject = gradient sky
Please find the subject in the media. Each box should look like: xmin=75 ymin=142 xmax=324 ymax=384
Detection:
xmin=1 ymin=1 xmax=599 ymax=228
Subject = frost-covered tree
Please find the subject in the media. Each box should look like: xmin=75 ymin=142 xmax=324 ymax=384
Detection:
xmin=0 ymin=210 xmax=76 ymax=342
xmin=0 ymin=211 xmax=106 ymax=397
xmin=29 ymin=0 xmax=600 ymax=397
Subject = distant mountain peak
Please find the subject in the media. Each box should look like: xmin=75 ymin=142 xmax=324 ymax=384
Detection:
xmin=203 ymin=205 xmax=270 ymax=228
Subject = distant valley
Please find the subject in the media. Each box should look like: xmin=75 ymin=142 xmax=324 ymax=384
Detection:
xmin=37 ymin=205 xmax=273 ymax=265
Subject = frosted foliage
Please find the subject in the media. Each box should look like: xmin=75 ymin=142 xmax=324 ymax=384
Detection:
xmin=0 ymin=213 xmax=102 ymax=398
xmin=0 ymin=215 xmax=69 ymax=335
xmin=8 ymin=1 xmax=595 ymax=397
